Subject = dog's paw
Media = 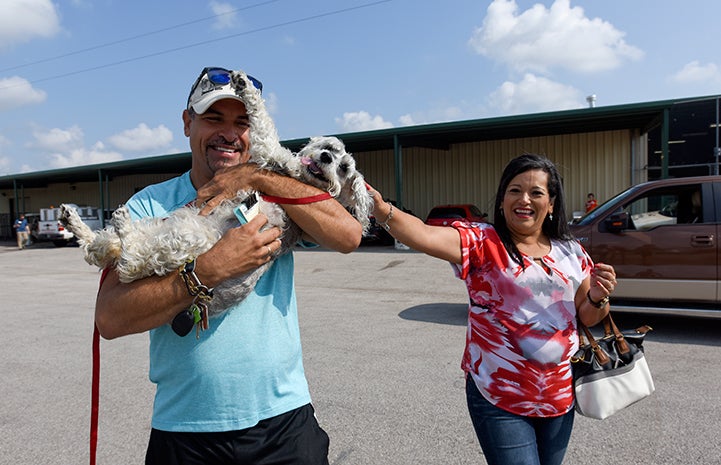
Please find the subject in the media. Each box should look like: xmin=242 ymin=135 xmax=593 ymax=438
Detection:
xmin=112 ymin=206 xmax=132 ymax=237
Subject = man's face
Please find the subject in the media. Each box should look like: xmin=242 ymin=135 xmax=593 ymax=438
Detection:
xmin=183 ymin=98 xmax=251 ymax=186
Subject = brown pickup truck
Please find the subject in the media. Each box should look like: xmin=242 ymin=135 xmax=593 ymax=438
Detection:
xmin=570 ymin=175 xmax=720 ymax=318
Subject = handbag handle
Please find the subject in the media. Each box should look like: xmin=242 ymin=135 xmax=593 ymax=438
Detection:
xmin=575 ymin=313 xmax=653 ymax=366
xmin=602 ymin=313 xmax=630 ymax=355
xmin=577 ymin=312 xmax=631 ymax=366
xmin=578 ymin=319 xmax=612 ymax=366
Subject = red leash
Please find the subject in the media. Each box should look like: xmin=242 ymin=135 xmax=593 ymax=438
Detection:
xmin=87 ymin=192 xmax=330 ymax=463
xmin=90 ymin=269 xmax=110 ymax=465
xmin=90 ymin=323 xmax=100 ymax=465
xmin=261 ymin=192 xmax=332 ymax=204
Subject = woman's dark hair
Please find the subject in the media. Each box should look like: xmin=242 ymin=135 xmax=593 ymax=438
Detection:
xmin=492 ymin=153 xmax=573 ymax=267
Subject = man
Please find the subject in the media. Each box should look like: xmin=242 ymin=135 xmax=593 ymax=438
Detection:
xmin=95 ymin=67 xmax=362 ymax=464
xmin=585 ymin=192 xmax=598 ymax=212
xmin=13 ymin=214 xmax=29 ymax=250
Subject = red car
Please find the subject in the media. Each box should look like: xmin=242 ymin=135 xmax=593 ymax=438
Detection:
xmin=425 ymin=204 xmax=487 ymax=226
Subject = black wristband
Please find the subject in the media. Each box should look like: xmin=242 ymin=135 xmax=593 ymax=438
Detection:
xmin=587 ymin=290 xmax=610 ymax=308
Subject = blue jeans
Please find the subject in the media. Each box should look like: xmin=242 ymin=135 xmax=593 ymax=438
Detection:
xmin=465 ymin=375 xmax=574 ymax=465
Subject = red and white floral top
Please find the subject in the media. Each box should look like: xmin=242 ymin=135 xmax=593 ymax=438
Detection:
xmin=452 ymin=221 xmax=593 ymax=417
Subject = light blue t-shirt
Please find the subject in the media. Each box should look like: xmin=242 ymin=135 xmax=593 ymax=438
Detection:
xmin=125 ymin=171 xmax=311 ymax=432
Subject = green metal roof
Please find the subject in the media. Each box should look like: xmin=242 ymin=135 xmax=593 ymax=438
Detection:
xmin=285 ymin=95 xmax=718 ymax=153
xmin=2 ymin=94 xmax=719 ymax=190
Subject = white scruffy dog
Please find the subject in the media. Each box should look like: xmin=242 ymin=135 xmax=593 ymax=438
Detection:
xmin=61 ymin=70 xmax=373 ymax=316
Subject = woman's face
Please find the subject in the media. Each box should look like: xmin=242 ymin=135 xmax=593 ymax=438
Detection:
xmin=501 ymin=169 xmax=554 ymax=239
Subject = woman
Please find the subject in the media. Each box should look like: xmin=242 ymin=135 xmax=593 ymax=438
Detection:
xmin=368 ymin=154 xmax=616 ymax=465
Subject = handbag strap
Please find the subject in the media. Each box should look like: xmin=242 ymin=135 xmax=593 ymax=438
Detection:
xmin=578 ymin=319 xmax=611 ymax=366
xmin=603 ymin=313 xmax=630 ymax=355
xmin=577 ymin=312 xmax=653 ymax=365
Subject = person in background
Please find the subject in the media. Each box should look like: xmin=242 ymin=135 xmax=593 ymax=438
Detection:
xmin=585 ymin=192 xmax=598 ymax=212
xmin=367 ymin=153 xmax=616 ymax=465
xmin=12 ymin=214 xmax=29 ymax=250
xmin=95 ymin=66 xmax=362 ymax=465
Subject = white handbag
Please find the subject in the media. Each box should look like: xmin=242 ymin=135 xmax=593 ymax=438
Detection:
xmin=571 ymin=314 xmax=655 ymax=420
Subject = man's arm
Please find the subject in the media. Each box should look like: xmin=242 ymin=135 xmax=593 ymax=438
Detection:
xmin=95 ymin=214 xmax=282 ymax=339
xmin=197 ymin=164 xmax=362 ymax=253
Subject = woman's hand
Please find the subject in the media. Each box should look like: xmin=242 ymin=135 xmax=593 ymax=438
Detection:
xmin=590 ymin=262 xmax=616 ymax=302
xmin=366 ymin=183 xmax=392 ymax=220
xmin=576 ymin=262 xmax=617 ymax=327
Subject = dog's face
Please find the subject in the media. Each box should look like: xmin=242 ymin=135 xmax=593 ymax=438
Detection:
xmin=297 ymin=136 xmax=355 ymax=197
xmin=296 ymin=136 xmax=373 ymax=232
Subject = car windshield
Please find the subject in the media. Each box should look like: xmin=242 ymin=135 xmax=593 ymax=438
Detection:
xmin=574 ymin=186 xmax=640 ymax=225
xmin=429 ymin=208 xmax=465 ymax=219
xmin=469 ymin=205 xmax=484 ymax=217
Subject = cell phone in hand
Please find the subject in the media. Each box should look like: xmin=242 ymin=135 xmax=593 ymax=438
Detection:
xmin=233 ymin=192 xmax=260 ymax=225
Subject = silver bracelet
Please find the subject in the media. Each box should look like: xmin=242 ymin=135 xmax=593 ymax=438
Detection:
xmin=379 ymin=203 xmax=394 ymax=231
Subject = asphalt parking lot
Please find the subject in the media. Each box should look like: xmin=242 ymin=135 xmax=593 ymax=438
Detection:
xmin=1 ymin=241 xmax=720 ymax=464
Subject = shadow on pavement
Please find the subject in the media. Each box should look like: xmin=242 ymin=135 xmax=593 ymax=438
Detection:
xmin=608 ymin=312 xmax=721 ymax=347
xmin=399 ymin=302 xmax=467 ymax=326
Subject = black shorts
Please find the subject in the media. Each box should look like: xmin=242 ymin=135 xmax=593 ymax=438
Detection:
xmin=145 ymin=404 xmax=329 ymax=465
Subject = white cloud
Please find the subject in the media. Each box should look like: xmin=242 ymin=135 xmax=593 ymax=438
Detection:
xmin=469 ymin=0 xmax=643 ymax=74
xmin=31 ymin=126 xmax=85 ymax=152
xmin=27 ymin=126 xmax=124 ymax=169
xmin=0 ymin=156 xmax=10 ymax=174
xmin=0 ymin=136 xmax=11 ymax=173
xmin=398 ymin=106 xmax=465 ymax=128
xmin=0 ymin=0 xmax=62 ymax=49
xmin=671 ymin=61 xmax=721 ymax=85
xmin=335 ymin=111 xmax=393 ymax=132
xmin=210 ymin=1 xmax=238 ymax=30
xmin=487 ymin=73 xmax=583 ymax=115
xmin=264 ymin=92 xmax=279 ymax=115
xmin=399 ymin=114 xmax=416 ymax=126
xmin=48 ymin=141 xmax=123 ymax=169
xmin=107 ymin=123 xmax=173 ymax=152
xmin=0 ymin=76 xmax=47 ymax=110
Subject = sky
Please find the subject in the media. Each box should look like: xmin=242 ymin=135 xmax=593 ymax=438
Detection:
xmin=1 ymin=0 xmax=720 ymax=175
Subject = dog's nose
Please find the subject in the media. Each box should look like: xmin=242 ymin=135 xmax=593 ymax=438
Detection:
xmin=320 ymin=152 xmax=332 ymax=164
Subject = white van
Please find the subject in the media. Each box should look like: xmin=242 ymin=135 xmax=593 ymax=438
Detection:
xmin=36 ymin=204 xmax=103 ymax=247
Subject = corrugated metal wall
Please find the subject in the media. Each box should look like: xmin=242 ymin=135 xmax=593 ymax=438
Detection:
xmin=355 ymin=129 xmax=634 ymax=220
xmin=2 ymin=130 xmax=636 ymax=225
xmin=3 ymin=173 xmax=183 ymax=216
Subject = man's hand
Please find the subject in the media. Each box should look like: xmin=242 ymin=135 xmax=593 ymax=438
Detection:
xmin=198 ymin=214 xmax=283 ymax=287
xmin=197 ymin=164 xmax=260 ymax=215
xmin=199 ymin=162 xmax=361 ymax=252
xmin=95 ymin=213 xmax=282 ymax=339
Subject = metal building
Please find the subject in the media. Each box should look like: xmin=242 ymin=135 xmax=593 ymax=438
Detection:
xmin=1 ymin=95 xmax=720 ymax=239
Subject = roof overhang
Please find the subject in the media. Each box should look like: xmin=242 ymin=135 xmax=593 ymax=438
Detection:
xmin=2 ymin=94 xmax=718 ymax=190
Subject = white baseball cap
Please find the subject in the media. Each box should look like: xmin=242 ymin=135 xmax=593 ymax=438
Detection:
xmin=186 ymin=67 xmax=263 ymax=114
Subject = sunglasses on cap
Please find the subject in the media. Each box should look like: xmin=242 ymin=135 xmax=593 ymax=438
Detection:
xmin=187 ymin=67 xmax=263 ymax=106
